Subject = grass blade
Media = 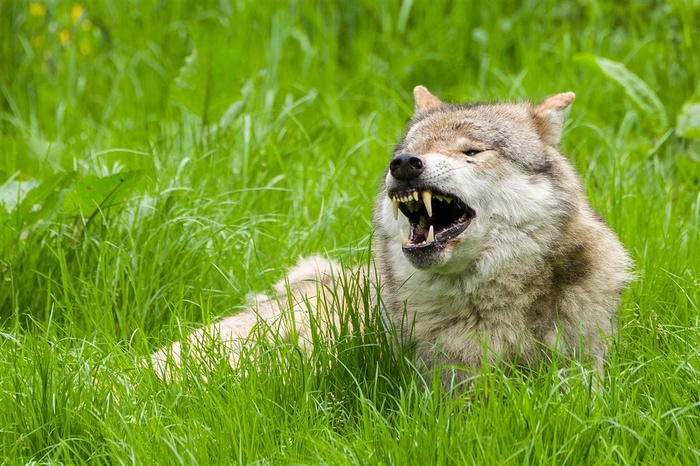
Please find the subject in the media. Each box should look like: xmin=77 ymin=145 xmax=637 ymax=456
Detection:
xmin=575 ymin=54 xmax=669 ymax=133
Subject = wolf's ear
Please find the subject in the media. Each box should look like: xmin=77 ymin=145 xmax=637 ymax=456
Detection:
xmin=532 ymin=92 xmax=575 ymax=146
xmin=414 ymin=86 xmax=445 ymax=113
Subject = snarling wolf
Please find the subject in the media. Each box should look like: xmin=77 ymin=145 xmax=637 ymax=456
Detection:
xmin=152 ymin=87 xmax=632 ymax=383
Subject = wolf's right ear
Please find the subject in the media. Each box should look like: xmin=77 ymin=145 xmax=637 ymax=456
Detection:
xmin=414 ymin=86 xmax=445 ymax=113
xmin=532 ymin=92 xmax=575 ymax=146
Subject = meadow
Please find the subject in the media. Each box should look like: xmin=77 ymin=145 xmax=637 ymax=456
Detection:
xmin=1 ymin=0 xmax=699 ymax=463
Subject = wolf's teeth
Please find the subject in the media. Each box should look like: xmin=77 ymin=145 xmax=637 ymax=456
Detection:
xmin=422 ymin=191 xmax=433 ymax=217
xmin=400 ymin=229 xmax=409 ymax=245
xmin=392 ymin=199 xmax=399 ymax=220
xmin=412 ymin=191 xmax=419 ymax=202
xmin=445 ymin=197 xmax=452 ymax=203
xmin=427 ymin=225 xmax=434 ymax=243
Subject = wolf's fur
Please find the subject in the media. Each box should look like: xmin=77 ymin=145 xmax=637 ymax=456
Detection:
xmin=151 ymin=87 xmax=632 ymax=383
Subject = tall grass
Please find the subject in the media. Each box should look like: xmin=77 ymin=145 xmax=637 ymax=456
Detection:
xmin=1 ymin=1 xmax=699 ymax=463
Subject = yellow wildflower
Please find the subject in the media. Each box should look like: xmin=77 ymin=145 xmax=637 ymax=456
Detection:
xmin=59 ymin=29 xmax=71 ymax=45
xmin=29 ymin=3 xmax=47 ymax=16
xmin=71 ymin=4 xmax=84 ymax=25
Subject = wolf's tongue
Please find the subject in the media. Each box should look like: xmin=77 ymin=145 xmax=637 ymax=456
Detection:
xmin=400 ymin=226 xmax=435 ymax=246
xmin=400 ymin=223 xmax=435 ymax=246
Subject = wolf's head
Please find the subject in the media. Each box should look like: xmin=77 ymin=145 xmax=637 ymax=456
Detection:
xmin=375 ymin=86 xmax=581 ymax=274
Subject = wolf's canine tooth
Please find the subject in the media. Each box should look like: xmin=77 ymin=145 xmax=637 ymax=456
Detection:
xmin=392 ymin=199 xmax=399 ymax=220
xmin=427 ymin=225 xmax=434 ymax=243
xmin=422 ymin=191 xmax=433 ymax=217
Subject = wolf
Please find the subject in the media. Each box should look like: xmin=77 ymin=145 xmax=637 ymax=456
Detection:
xmin=151 ymin=87 xmax=632 ymax=384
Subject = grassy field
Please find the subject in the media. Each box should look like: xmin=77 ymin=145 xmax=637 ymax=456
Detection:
xmin=1 ymin=0 xmax=699 ymax=463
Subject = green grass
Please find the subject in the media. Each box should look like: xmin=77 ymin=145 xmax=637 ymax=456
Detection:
xmin=1 ymin=0 xmax=700 ymax=463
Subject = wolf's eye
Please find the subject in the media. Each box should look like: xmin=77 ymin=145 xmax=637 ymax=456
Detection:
xmin=461 ymin=149 xmax=482 ymax=157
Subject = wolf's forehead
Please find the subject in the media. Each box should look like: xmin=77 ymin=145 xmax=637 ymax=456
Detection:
xmin=403 ymin=104 xmax=534 ymax=151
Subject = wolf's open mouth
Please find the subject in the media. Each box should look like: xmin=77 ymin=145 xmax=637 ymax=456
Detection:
xmin=390 ymin=188 xmax=475 ymax=249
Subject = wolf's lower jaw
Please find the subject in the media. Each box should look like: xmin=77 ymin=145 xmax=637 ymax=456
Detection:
xmin=389 ymin=188 xmax=476 ymax=249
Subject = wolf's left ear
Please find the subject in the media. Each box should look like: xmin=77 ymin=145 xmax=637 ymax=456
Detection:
xmin=414 ymin=86 xmax=445 ymax=113
xmin=532 ymin=92 xmax=575 ymax=146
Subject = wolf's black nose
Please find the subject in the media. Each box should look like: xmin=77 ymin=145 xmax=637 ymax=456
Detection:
xmin=390 ymin=153 xmax=424 ymax=181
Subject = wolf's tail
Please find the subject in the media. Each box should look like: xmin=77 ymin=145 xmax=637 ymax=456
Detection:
xmin=150 ymin=256 xmax=345 ymax=378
